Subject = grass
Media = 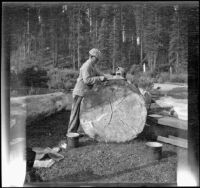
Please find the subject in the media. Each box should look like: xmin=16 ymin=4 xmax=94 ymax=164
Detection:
xmin=26 ymin=110 xmax=179 ymax=184
xmin=157 ymin=72 xmax=188 ymax=84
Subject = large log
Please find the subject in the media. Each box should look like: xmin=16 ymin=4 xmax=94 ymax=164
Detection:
xmin=10 ymin=92 xmax=72 ymax=128
xmin=155 ymin=96 xmax=188 ymax=120
xmin=10 ymin=92 xmax=72 ymax=172
xmin=80 ymin=79 xmax=147 ymax=142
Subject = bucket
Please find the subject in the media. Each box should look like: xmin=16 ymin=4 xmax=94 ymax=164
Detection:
xmin=67 ymin=133 xmax=80 ymax=148
xmin=145 ymin=142 xmax=163 ymax=160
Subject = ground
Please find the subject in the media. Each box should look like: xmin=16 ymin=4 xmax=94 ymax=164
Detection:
xmin=26 ymin=110 xmax=186 ymax=185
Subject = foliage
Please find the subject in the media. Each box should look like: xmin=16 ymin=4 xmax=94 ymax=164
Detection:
xmin=157 ymin=72 xmax=187 ymax=83
xmin=168 ymin=6 xmax=188 ymax=73
xmin=10 ymin=87 xmax=57 ymax=97
xmin=129 ymin=64 xmax=142 ymax=75
xmin=169 ymin=73 xmax=188 ymax=83
xmin=18 ymin=66 xmax=49 ymax=88
xmin=156 ymin=72 xmax=170 ymax=83
xmin=6 ymin=3 xmax=191 ymax=93
xmin=126 ymin=73 xmax=154 ymax=91
xmin=47 ymin=68 xmax=79 ymax=91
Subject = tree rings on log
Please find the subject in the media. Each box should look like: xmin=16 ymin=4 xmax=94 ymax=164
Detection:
xmin=80 ymin=79 xmax=147 ymax=142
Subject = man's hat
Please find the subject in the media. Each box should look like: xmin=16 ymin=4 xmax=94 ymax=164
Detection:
xmin=89 ymin=48 xmax=102 ymax=60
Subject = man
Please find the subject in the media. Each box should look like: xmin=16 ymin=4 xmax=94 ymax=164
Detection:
xmin=67 ymin=48 xmax=107 ymax=135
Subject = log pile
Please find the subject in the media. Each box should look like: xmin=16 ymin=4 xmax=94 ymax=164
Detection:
xmin=10 ymin=92 xmax=72 ymax=128
xmin=80 ymin=79 xmax=147 ymax=143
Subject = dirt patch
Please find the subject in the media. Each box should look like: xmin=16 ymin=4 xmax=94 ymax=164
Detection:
xmin=26 ymin=110 xmax=179 ymax=184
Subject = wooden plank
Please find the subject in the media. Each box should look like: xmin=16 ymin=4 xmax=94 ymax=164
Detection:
xmin=157 ymin=136 xmax=188 ymax=148
xmin=158 ymin=117 xmax=187 ymax=130
xmin=148 ymin=114 xmax=163 ymax=118
xmin=148 ymin=115 xmax=187 ymax=130
xmin=168 ymin=135 xmax=188 ymax=144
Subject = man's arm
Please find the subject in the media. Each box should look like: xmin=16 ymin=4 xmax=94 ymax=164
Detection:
xmin=82 ymin=65 xmax=104 ymax=85
xmin=94 ymin=67 xmax=104 ymax=77
xmin=94 ymin=67 xmax=113 ymax=80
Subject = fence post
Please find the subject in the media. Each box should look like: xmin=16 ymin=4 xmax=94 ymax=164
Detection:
xmin=143 ymin=63 xmax=146 ymax=73
xmin=169 ymin=66 xmax=172 ymax=80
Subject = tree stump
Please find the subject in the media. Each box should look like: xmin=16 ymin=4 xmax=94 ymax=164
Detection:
xmin=80 ymin=79 xmax=147 ymax=142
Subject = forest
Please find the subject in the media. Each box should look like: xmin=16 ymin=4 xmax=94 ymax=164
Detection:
xmin=4 ymin=2 xmax=197 ymax=96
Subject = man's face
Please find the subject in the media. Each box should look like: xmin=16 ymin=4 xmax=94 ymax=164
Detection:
xmin=91 ymin=56 xmax=99 ymax=64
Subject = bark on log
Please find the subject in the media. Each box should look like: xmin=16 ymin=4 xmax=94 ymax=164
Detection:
xmin=80 ymin=79 xmax=147 ymax=142
xmin=10 ymin=92 xmax=72 ymax=128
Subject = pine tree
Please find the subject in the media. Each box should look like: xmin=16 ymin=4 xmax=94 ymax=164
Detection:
xmin=143 ymin=4 xmax=163 ymax=72
xmin=97 ymin=4 xmax=111 ymax=70
xmin=7 ymin=3 xmax=189 ymax=75
xmin=134 ymin=4 xmax=144 ymax=65
xmin=169 ymin=5 xmax=188 ymax=73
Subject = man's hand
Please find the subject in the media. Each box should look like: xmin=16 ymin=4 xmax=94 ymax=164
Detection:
xmin=100 ymin=76 xmax=108 ymax=82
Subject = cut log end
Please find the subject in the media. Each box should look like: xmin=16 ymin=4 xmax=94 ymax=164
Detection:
xmin=80 ymin=80 xmax=147 ymax=143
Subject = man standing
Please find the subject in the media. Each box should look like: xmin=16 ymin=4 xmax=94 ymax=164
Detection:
xmin=67 ymin=48 xmax=107 ymax=134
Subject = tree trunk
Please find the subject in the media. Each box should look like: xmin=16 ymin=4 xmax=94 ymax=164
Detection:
xmin=112 ymin=15 xmax=116 ymax=73
xmin=71 ymin=8 xmax=76 ymax=70
xmin=170 ymin=66 xmax=172 ymax=79
xmin=80 ymin=79 xmax=147 ymax=142
xmin=176 ymin=51 xmax=179 ymax=73
xmin=10 ymin=92 xmax=72 ymax=127
xmin=153 ymin=52 xmax=157 ymax=71
xmin=128 ymin=49 xmax=131 ymax=66
xmin=50 ymin=9 xmax=55 ymax=67
xmin=55 ymin=22 xmax=58 ymax=67
xmin=77 ymin=8 xmax=81 ymax=69
xmin=140 ymin=7 xmax=143 ymax=66
xmin=120 ymin=5 xmax=122 ymax=62
xmin=89 ymin=7 xmax=92 ymax=34
xmin=27 ymin=8 xmax=30 ymax=59
xmin=95 ymin=20 xmax=98 ymax=46
xmin=122 ymin=25 xmax=125 ymax=43
xmin=140 ymin=35 xmax=143 ymax=65
xmin=147 ymin=52 xmax=153 ymax=72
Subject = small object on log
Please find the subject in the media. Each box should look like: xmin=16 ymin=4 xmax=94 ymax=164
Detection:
xmin=80 ymin=79 xmax=147 ymax=142
xmin=157 ymin=135 xmax=188 ymax=148
xmin=145 ymin=142 xmax=163 ymax=160
xmin=67 ymin=133 xmax=80 ymax=148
